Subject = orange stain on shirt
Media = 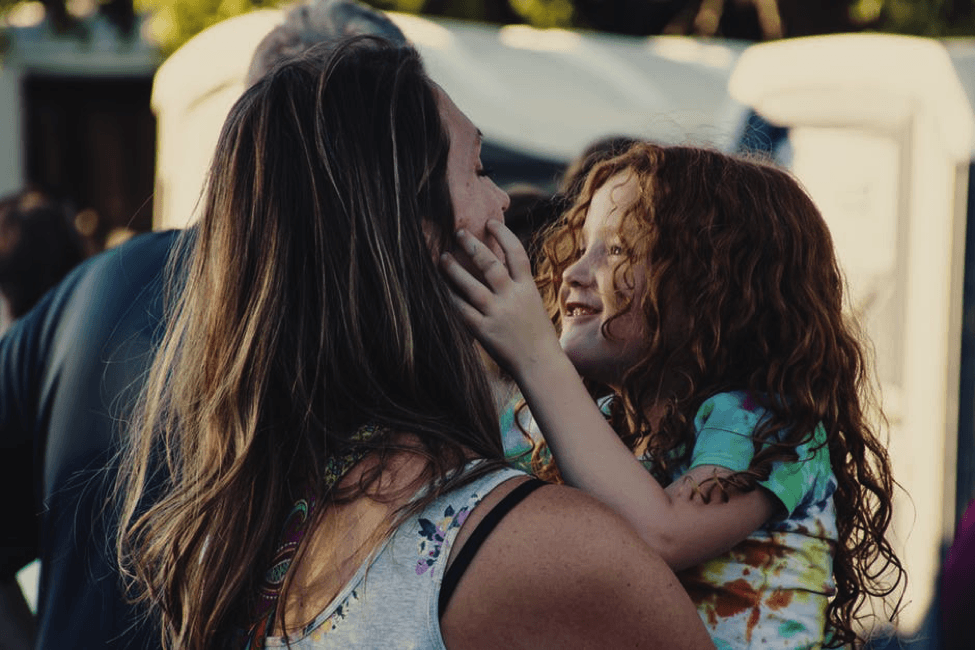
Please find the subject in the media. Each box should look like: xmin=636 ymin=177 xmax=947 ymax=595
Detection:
xmin=767 ymin=589 xmax=794 ymax=610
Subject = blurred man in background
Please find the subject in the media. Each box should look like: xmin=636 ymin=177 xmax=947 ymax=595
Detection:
xmin=0 ymin=191 xmax=86 ymax=335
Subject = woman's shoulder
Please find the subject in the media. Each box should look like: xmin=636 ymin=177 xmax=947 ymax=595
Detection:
xmin=440 ymin=481 xmax=714 ymax=649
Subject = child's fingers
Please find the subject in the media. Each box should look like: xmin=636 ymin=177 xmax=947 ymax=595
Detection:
xmin=446 ymin=288 xmax=485 ymax=329
xmin=485 ymin=220 xmax=532 ymax=283
xmin=455 ymin=229 xmax=512 ymax=290
xmin=440 ymin=251 xmax=495 ymax=314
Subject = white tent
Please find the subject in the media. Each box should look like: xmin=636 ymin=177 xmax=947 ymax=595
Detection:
xmin=151 ymin=11 xmax=751 ymax=229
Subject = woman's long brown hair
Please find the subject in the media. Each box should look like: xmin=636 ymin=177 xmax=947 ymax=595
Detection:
xmin=115 ymin=38 xmax=505 ymax=649
xmin=535 ymin=142 xmax=905 ymax=646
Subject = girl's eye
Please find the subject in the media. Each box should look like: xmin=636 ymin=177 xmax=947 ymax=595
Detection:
xmin=609 ymin=244 xmax=625 ymax=256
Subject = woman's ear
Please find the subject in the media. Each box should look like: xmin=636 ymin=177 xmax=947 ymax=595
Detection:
xmin=421 ymin=219 xmax=441 ymax=261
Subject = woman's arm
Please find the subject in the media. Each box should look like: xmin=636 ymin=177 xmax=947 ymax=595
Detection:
xmin=439 ymin=481 xmax=715 ymax=649
xmin=441 ymin=221 xmax=775 ymax=570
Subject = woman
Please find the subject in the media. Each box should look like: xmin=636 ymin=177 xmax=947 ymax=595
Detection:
xmin=115 ymin=38 xmax=711 ymax=649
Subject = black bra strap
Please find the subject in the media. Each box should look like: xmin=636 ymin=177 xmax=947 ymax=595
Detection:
xmin=438 ymin=478 xmax=547 ymax=616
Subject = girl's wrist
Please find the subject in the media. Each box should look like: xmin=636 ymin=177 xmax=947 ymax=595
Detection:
xmin=513 ymin=343 xmax=577 ymax=390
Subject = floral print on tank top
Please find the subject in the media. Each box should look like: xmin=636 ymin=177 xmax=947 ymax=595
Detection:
xmin=298 ymin=589 xmax=362 ymax=643
xmin=415 ymin=503 xmax=473 ymax=575
xmin=259 ymin=465 xmax=521 ymax=648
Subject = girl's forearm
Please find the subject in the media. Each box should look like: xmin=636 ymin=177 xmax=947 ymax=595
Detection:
xmin=515 ymin=350 xmax=778 ymax=570
xmin=513 ymin=351 xmax=682 ymax=550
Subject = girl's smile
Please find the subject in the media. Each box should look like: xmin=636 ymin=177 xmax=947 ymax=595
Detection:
xmin=563 ymin=301 xmax=601 ymax=318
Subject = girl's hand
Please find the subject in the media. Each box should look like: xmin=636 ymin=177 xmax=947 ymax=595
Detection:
xmin=440 ymin=220 xmax=564 ymax=380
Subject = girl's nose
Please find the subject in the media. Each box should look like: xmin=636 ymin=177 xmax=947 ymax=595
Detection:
xmin=563 ymin=253 xmax=593 ymax=288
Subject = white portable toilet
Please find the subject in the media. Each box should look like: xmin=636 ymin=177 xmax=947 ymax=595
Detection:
xmin=730 ymin=33 xmax=975 ymax=635
xmin=151 ymin=9 xmax=284 ymax=231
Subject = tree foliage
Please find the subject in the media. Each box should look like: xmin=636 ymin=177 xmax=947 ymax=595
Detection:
xmin=4 ymin=0 xmax=975 ymax=57
xmin=136 ymin=0 xmax=276 ymax=54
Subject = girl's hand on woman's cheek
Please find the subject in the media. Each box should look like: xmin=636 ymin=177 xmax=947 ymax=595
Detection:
xmin=440 ymin=220 xmax=564 ymax=380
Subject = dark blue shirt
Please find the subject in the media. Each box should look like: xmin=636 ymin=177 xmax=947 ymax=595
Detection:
xmin=1 ymin=229 xmax=182 ymax=649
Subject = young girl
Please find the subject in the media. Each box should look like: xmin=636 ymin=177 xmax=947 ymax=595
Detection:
xmin=442 ymin=142 xmax=905 ymax=649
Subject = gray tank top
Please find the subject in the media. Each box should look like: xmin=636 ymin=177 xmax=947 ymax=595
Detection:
xmin=262 ymin=462 xmax=527 ymax=649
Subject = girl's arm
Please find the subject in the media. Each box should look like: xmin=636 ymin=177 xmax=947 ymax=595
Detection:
xmin=441 ymin=221 xmax=776 ymax=570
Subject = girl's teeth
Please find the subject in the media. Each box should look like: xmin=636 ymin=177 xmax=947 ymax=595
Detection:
xmin=569 ymin=305 xmax=597 ymax=316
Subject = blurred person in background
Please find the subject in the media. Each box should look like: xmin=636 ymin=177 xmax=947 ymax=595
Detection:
xmin=0 ymin=189 xmax=92 ymax=649
xmin=0 ymin=191 xmax=86 ymax=335
xmin=0 ymin=2 xmax=409 ymax=648
xmin=941 ymin=498 xmax=975 ymax=650
xmin=556 ymin=135 xmax=639 ymax=208
xmin=502 ymin=184 xmax=561 ymax=274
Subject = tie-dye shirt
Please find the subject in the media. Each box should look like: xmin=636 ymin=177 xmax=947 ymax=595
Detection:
xmin=667 ymin=391 xmax=837 ymax=650
xmin=502 ymin=391 xmax=837 ymax=649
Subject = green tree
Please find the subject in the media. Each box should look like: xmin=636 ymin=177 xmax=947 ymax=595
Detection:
xmin=6 ymin=0 xmax=975 ymax=58
xmin=137 ymin=0 xmax=278 ymax=54
xmin=875 ymin=0 xmax=975 ymax=36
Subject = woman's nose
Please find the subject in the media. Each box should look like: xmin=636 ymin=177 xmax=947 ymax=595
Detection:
xmin=498 ymin=186 xmax=511 ymax=216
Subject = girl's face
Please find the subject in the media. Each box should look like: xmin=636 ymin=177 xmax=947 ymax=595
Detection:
xmin=559 ymin=172 xmax=648 ymax=388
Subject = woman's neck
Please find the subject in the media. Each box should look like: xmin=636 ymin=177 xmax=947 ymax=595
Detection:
xmin=276 ymin=442 xmax=431 ymax=634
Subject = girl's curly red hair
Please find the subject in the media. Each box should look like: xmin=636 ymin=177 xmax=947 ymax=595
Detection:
xmin=533 ymin=142 xmax=905 ymax=646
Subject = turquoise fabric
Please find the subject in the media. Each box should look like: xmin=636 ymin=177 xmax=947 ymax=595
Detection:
xmin=688 ymin=391 xmax=832 ymax=516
